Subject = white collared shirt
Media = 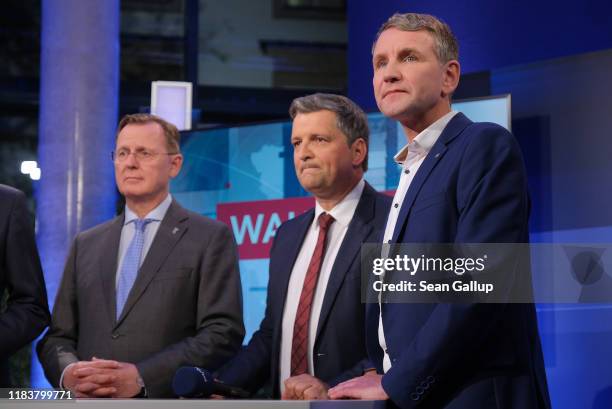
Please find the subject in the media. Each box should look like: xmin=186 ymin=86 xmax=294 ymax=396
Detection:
xmin=279 ymin=179 xmax=365 ymax=393
xmin=378 ymin=111 xmax=457 ymax=372
xmin=115 ymin=194 xmax=173 ymax=287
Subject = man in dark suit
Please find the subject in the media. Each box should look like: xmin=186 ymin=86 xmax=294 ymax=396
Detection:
xmin=216 ymin=93 xmax=391 ymax=400
xmin=0 ymin=184 xmax=50 ymax=386
xmin=37 ymin=114 xmax=244 ymax=398
xmin=329 ymin=13 xmax=551 ymax=409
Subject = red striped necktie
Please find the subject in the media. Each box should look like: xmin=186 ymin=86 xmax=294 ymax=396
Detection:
xmin=290 ymin=212 xmax=335 ymax=376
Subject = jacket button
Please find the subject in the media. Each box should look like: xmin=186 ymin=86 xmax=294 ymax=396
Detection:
xmin=111 ymin=333 xmax=119 ymax=339
xmin=410 ymin=393 xmax=420 ymax=401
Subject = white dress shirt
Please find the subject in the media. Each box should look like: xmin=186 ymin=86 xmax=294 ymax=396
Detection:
xmin=279 ymin=179 xmax=365 ymax=393
xmin=378 ymin=111 xmax=457 ymax=372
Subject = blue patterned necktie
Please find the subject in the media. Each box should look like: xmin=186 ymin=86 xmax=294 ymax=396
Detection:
xmin=116 ymin=218 xmax=153 ymax=319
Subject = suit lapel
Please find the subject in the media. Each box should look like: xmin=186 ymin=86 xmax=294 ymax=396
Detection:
xmin=115 ymin=200 xmax=189 ymax=327
xmin=314 ymin=183 xmax=376 ymax=342
xmin=391 ymin=113 xmax=471 ymax=243
xmin=100 ymin=215 xmax=124 ymax=325
xmin=275 ymin=209 xmax=314 ymax=314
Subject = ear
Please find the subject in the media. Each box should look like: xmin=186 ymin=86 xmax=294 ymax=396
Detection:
xmin=441 ymin=59 xmax=461 ymax=97
xmin=169 ymin=154 xmax=184 ymax=178
xmin=350 ymin=138 xmax=367 ymax=168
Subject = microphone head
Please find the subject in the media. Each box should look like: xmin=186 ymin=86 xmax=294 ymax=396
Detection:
xmin=172 ymin=366 xmax=215 ymax=398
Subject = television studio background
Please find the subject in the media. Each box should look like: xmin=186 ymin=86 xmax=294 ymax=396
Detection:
xmin=1 ymin=1 xmax=611 ymax=408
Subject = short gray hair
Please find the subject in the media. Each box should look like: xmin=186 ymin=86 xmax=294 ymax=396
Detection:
xmin=289 ymin=93 xmax=369 ymax=171
xmin=373 ymin=13 xmax=459 ymax=64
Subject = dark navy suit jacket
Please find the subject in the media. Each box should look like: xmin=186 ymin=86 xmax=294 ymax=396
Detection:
xmin=0 ymin=185 xmax=49 ymax=386
xmin=218 ymin=182 xmax=391 ymax=397
xmin=368 ymin=113 xmax=551 ymax=409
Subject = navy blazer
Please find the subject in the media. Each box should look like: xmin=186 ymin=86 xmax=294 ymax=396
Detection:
xmin=0 ymin=185 xmax=50 ymax=386
xmin=218 ymin=182 xmax=391 ymax=397
xmin=368 ymin=113 xmax=551 ymax=409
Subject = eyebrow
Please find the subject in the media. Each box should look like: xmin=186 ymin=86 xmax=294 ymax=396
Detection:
xmin=291 ymin=133 xmax=331 ymax=141
xmin=399 ymin=47 xmax=419 ymax=54
xmin=372 ymin=54 xmax=385 ymax=64
xmin=373 ymin=47 xmax=422 ymax=62
xmin=116 ymin=145 xmax=151 ymax=152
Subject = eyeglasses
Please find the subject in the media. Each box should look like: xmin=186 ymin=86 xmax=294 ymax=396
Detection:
xmin=111 ymin=149 xmax=178 ymax=163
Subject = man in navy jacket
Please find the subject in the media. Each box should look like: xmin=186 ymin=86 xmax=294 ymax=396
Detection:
xmin=329 ymin=13 xmax=551 ymax=409
xmin=217 ymin=93 xmax=391 ymax=399
xmin=0 ymin=185 xmax=50 ymax=386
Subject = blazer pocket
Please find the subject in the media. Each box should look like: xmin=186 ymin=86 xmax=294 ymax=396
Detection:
xmin=153 ymin=268 xmax=193 ymax=281
xmin=411 ymin=191 xmax=447 ymax=214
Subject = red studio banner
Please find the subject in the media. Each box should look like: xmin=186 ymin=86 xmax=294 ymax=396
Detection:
xmin=217 ymin=196 xmax=315 ymax=260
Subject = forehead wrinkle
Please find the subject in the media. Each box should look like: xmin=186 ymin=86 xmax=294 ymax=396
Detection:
xmin=116 ymin=140 xmax=154 ymax=150
xmin=374 ymin=29 xmax=436 ymax=55
xmin=117 ymin=130 xmax=166 ymax=151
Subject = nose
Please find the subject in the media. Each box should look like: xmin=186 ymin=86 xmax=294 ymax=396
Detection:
xmin=296 ymin=141 xmax=313 ymax=161
xmin=123 ymin=152 xmax=139 ymax=168
xmin=382 ymin=62 xmax=401 ymax=83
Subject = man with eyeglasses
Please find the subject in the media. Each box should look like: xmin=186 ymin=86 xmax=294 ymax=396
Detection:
xmin=38 ymin=113 xmax=245 ymax=398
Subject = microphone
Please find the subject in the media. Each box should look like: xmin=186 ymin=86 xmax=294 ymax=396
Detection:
xmin=172 ymin=366 xmax=251 ymax=399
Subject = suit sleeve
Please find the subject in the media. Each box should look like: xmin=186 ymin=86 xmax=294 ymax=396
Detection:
xmin=0 ymin=190 xmax=50 ymax=357
xmin=135 ymin=222 xmax=245 ymax=397
xmin=382 ymin=125 xmax=531 ymax=409
xmin=36 ymin=239 xmax=80 ymax=386
xmin=214 ymin=222 xmax=289 ymax=395
xmin=214 ymin=308 xmax=274 ymax=395
xmin=328 ymin=358 xmax=373 ymax=387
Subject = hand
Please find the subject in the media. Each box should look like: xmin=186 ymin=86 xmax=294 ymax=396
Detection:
xmin=209 ymin=379 xmax=226 ymax=399
xmin=63 ymin=359 xmax=120 ymax=398
xmin=282 ymin=374 xmax=329 ymax=400
xmin=328 ymin=373 xmax=389 ymax=400
xmin=94 ymin=360 xmax=143 ymax=398
xmin=66 ymin=358 xmax=143 ymax=398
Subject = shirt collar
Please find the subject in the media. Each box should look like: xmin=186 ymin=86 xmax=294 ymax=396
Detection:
xmin=124 ymin=194 xmax=173 ymax=225
xmin=394 ymin=111 xmax=458 ymax=164
xmin=313 ymin=178 xmax=365 ymax=229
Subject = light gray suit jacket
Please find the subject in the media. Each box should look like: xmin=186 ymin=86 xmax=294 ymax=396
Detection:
xmin=37 ymin=200 xmax=245 ymax=397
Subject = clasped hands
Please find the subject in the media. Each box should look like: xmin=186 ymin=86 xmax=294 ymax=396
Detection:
xmin=63 ymin=357 xmax=143 ymax=398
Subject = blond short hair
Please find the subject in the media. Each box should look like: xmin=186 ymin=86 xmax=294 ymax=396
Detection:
xmin=373 ymin=13 xmax=459 ymax=64
xmin=117 ymin=113 xmax=180 ymax=153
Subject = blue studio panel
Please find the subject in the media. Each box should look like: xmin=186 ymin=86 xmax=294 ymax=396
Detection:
xmin=492 ymin=50 xmax=612 ymax=409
